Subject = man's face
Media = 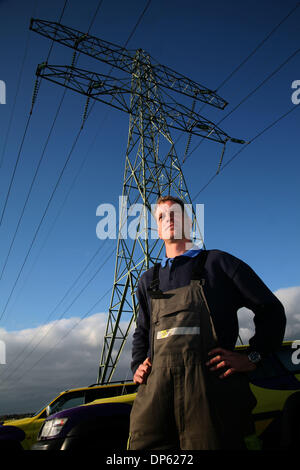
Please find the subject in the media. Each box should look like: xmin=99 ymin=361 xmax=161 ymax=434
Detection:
xmin=156 ymin=201 xmax=190 ymax=241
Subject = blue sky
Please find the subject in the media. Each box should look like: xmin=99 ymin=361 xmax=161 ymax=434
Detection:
xmin=0 ymin=0 xmax=299 ymax=412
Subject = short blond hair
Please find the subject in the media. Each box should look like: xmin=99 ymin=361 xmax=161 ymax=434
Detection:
xmin=155 ymin=195 xmax=185 ymax=215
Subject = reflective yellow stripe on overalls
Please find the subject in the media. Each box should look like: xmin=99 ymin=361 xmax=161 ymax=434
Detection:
xmin=128 ymin=251 xmax=258 ymax=450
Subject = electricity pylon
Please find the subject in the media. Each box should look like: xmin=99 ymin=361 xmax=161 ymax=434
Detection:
xmin=30 ymin=19 xmax=245 ymax=384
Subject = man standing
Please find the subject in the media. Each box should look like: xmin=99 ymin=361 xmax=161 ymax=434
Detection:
xmin=128 ymin=195 xmax=286 ymax=450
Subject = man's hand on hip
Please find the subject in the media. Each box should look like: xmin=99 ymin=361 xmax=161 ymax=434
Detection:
xmin=133 ymin=357 xmax=152 ymax=384
xmin=206 ymin=347 xmax=257 ymax=379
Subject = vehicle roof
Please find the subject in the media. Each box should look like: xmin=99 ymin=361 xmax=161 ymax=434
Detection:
xmin=83 ymin=392 xmax=137 ymax=407
xmin=235 ymin=340 xmax=296 ymax=352
xmin=58 ymin=381 xmax=135 ymax=396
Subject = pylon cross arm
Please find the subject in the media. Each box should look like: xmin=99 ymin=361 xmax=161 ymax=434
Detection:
xmin=36 ymin=63 xmax=237 ymax=144
xmin=30 ymin=18 xmax=227 ymax=109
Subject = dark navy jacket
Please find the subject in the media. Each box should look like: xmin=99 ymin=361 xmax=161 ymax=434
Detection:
xmin=131 ymin=249 xmax=286 ymax=375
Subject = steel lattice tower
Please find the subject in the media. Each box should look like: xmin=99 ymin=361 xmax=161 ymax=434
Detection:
xmin=30 ymin=19 xmax=245 ymax=384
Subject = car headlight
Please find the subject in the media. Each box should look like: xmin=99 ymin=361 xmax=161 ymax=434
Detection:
xmin=40 ymin=418 xmax=68 ymax=438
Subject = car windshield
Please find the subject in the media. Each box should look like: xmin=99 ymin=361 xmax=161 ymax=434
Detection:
xmin=31 ymin=384 xmax=138 ymax=418
xmin=32 ymin=392 xmax=85 ymax=417
xmin=32 ymin=404 xmax=49 ymax=417
xmin=49 ymin=394 xmax=85 ymax=414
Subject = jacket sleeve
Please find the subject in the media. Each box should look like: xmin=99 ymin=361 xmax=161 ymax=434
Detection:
xmin=232 ymin=258 xmax=286 ymax=354
xmin=131 ymin=276 xmax=151 ymax=375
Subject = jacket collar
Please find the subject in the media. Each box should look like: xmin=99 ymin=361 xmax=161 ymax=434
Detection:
xmin=161 ymin=245 xmax=203 ymax=268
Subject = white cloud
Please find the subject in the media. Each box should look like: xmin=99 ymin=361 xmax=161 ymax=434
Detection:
xmin=0 ymin=285 xmax=299 ymax=415
xmin=0 ymin=313 xmax=134 ymax=415
xmin=237 ymin=285 xmax=300 ymax=344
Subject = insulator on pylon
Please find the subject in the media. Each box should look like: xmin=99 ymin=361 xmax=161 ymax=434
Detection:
xmin=216 ymin=142 xmax=226 ymax=174
xmin=30 ymin=76 xmax=41 ymax=113
xmin=81 ymin=95 xmax=91 ymax=127
xmin=183 ymin=96 xmax=198 ymax=162
xmin=36 ymin=62 xmax=48 ymax=76
xmin=231 ymin=137 xmax=247 ymax=144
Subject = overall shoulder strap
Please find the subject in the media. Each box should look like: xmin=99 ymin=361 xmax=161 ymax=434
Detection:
xmin=146 ymin=262 xmax=164 ymax=298
xmin=149 ymin=262 xmax=161 ymax=291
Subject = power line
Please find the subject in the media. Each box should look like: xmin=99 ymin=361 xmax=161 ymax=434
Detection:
xmin=0 ymin=0 xmax=105 ymax=315
xmin=176 ymin=2 xmax=300 ymax=164
xmin=0 ymin=0 xmax=150 ymax=318
xmin=0 ymin=244 xmax=115 ymax=383
xmin=87 ymin=0 xmax=104 ymax=34
xmin=0 ymin=128 xmax=83 ymax=323
xmin=2 ymin=196 xmax=146 ymax=383
xmin=45 ymin=0 xmax=69 ymax=61
xmin=183 ymin=46 xmax=300 ymax=165
xmin=216 ymin=1 xmax=300 ymax=92
xmin=0 ymin=87 xmax=68 ymax=282
xmin=2 ymin=107 xmax=111 ymax=322
xmin=13 ymin=286 xmax=113 ymax=384
xmin=123 ymin=0 xmax=152 ymax=47
xmin=0 ymin=0 xmax=39 ymax=171
xmin=0 ymin=114 xmax=32 ymax=227
xmin=0 ymin=0 xmax=152 ymax=321
xmin=0 ymin=239 xmax=110 ymax=381
xmin=191 ymin=104 xmax=299 ymax=202
xmin=0 ymin=0 xmax=108 ymax=379
xmin=217 ymin=49 xmax=300 ymax=125
xmin=0 ymin=0 xmax=153 ymax=383
xmin=0 ymin=0 xmax=69 ymax=227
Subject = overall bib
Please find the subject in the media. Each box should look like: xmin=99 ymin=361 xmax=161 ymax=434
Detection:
xmin=128 ymin=251 xmax=257 ymax=450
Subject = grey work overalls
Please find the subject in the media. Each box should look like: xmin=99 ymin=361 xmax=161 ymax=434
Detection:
xmin=128 ymin=251 xmax=257 ymax=450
